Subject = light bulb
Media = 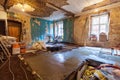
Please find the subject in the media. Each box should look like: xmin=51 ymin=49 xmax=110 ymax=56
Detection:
xmin=95 ymin=9 xmax=98 ymax=12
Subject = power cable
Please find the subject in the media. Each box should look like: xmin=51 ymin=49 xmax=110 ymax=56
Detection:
xmin=8 ymin=56 xmax=15 ymax=80
xmin=0 ymin=36 xmax=15 ymax=80
xmin=0 ymin=59 xmax=8 ymax=70
xmin=19 ymin=59 xmax=29 ymax=80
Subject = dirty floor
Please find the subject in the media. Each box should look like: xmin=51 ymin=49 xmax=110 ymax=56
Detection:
xmin=23 ymin=47 xmax=120 ymax=80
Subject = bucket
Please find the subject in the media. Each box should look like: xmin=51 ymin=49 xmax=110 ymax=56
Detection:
xmin=12 ymin=42 xmax=20 ymax=54
xmin=20 ymin=42 xmax=26 ymax=53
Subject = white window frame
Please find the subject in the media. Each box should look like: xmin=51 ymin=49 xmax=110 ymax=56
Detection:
xmin=54 ymin=21 xmax=64 ymax=39
xmin=89 ymin=12 xmax=110 ymax=41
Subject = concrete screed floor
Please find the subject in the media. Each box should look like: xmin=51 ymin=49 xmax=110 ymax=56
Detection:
xmin=23 ymin=47 xmax=120 ymax=80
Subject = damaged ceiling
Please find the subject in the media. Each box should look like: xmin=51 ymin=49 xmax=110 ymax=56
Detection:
xmin=0 ymin=0 xmax=120 ymax=21
xmin=0 ymin=0 xmax=68 ymax=17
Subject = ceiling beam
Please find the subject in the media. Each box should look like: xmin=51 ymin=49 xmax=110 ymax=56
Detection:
xmin=46 ymin=2 xmax=75 ymax=17
xmin=3 ymin=0 xmax=8 ymax=11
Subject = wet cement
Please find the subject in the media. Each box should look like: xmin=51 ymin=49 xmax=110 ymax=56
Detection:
xmin=23 ymin=47 xmax=120 ymax=80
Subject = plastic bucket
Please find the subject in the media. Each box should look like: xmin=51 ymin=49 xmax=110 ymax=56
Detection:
xmin=12 ymin=43 xmax=20 ymax=54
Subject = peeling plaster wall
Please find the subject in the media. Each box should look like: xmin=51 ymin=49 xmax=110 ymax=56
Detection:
xmin=18 ymin=14 xmax=31 ymax=44
xmin=74 ymin=6 xmax=120 ymax=48
xmin=0 ymin=5 xmax=7 ymax=19
xmin=108 ymin=7 xmax=120 ymax=47
xmin=0 ymin=7 xmax=7 ymax=35
xmin=30 ymin=17 xmax=53 ymax=42
xmin=7 ymin=12 xmax=31 ymax=44
xmin=74 ymin=15 xmax=88 ymax=46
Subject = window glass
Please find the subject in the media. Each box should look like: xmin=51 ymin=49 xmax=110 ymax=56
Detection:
xmin=100 ymin=14 xmax=108 ymax=24
xmin=92 ymin=16 xmax=99 ymax=25
xmin=91 ymin=25 xmax=99 ymax=35
xmin=54 ymin=21 xmax=63 ymax=41
xmin=100 ymin=24 xmax=106 ymax=33
xmin=55 ymin=23 xmax=58 ymax=37
xmin=50 ymin=24 xmax=53 ymax=35
xmin=90 ymin=13 xmax=109 ymax=41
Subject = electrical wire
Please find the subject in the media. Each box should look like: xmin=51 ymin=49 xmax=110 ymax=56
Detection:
xmin=8 ymin=56 xmax=15 ymax=80
xmin=19 ymin=58 xmax=28 ymax=80
xmin=1 ymin=56 xmax=29 ymax=80
xmin=18 ymin=55 xmax=43 ymax=80
xmin=0 ymin=59 xmax=8 ymax=70
xmin=0 ymin=37 xmax=14 ymax=80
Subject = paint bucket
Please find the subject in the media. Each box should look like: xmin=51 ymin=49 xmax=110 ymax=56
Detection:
xmin=20 ymin=42 xmax=26 ymax=53
xmin=12 ymin=42 xmax=20 ymax=54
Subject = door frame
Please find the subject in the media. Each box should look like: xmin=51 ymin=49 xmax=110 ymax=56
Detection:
xmin=7 ymin=20 xmax=22 ymax=41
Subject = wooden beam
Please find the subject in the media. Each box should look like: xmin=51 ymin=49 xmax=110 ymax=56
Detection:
xmin=46 ymin=2 xmax=75 ymax=17
xmin=3 ymin=0 xmax=8 ymax=11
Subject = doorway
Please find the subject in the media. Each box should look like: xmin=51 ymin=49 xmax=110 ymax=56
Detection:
xmin=7 ymin=20 xmax=22 ymax=41
xmin=0 ymin=20 xmax=6 ymax=35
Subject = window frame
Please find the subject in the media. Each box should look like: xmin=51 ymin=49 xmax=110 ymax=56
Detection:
xmin=89 ymin=12 xmax=110 ymax=41
xmin=54 ymin=21 xmax=64 ymax=40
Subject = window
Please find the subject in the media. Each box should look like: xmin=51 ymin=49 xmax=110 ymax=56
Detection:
xmin=54 ymin=21 xmax=63 ymax=41
xmin=90 ymin=13 xmax=109 ymax=41
xmin=50 ymin=24 xmax=54 ymax=36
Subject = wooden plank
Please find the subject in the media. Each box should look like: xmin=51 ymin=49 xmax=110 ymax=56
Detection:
xmin=46 ymin=2 xmax=75 ymax=17
xmin=3 ymin=0 xmax=8 ymax=10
